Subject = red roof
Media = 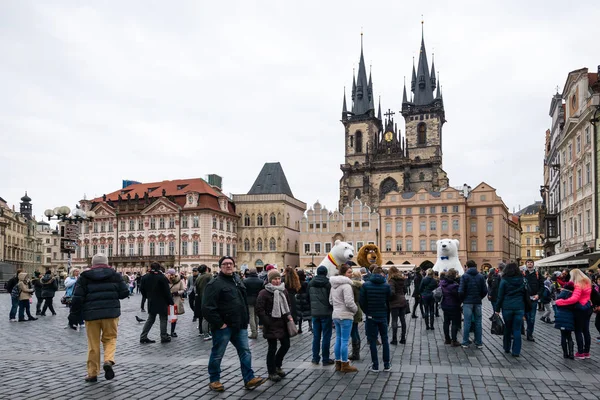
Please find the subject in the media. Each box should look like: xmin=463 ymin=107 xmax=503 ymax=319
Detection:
xmin=91 ymin=178 xmax=236 ymax=216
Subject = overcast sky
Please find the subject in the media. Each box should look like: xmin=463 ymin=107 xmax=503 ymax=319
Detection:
xmin=1 ymin=1 xmax=599 ymax=221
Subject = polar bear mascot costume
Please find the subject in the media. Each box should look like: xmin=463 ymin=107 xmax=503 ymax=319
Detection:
xmin=318 ymin=240 xmax=355 ymax=276
xmin=432 ymin=239 xmax=464 ymax=276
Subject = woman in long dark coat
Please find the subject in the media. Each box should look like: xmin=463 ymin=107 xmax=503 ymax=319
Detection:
xmin=295 ymin=270 xmax=312 ymax=333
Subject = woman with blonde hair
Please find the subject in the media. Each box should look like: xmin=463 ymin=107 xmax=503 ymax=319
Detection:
xmin=555 ymin=268 xmax=593 ymax=359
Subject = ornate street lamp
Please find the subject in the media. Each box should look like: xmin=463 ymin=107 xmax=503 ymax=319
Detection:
xmin=44 ymin=206 xmax=96 ymax=223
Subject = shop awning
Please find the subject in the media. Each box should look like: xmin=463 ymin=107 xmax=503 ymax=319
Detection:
xmin=534 ymin=250 xmax=583 ymax=266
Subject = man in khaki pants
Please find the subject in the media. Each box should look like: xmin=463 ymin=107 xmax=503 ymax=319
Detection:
xmin=69 ymin=253 xmax=129 ymax=382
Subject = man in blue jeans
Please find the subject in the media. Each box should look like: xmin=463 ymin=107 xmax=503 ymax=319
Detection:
xmin=359 ymin=266 xmax=392 ymax=372
xmin=308 ymin=266 xmax=334 ymax=365
xmin=459 ymin=260 xmax=488 ymax=348
xmin=5 ymin=269 xmax=22 ymax=322
xmin=202 ymin=256 xmax=266 ymax=392
xmin=523 ymin=259 xmax=544 ymax=342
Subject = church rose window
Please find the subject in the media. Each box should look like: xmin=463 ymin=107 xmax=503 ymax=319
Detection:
xmin=379 ymin=177 xmax=398 ymax=200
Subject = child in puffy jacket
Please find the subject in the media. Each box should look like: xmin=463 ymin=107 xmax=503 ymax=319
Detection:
xmin=553 ymin=281 xmax=575 ymax=359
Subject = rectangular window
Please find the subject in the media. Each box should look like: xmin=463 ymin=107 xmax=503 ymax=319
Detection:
xmin=138 ymin=219 xmax=143 ymax=230
xmin=420 ymin=221 xmax=426 ymax=232
xmin=535 ymin=249 xmax=541 ymax=257
xmin=385 ymin=208 xmax=391 ymax=216
xmin=395 ymin=208 xmax=401 ymax=215
xmin=219 ymin=243 xmax=223 ymax=256
xmin=159 ymin=242 xmax=165 ymax=255
xmin=120 ymin=220 xmax=126 ymax=231
xmin=212 ymin=242 xmax=217 ymax=256
xmin=452 ymin=205 xmax=459 ymax=213
xmin=385 ymin=222 xmax=392 ymax=233
xmin=396 ymin=240 xmax=402 ymax=251
xmin=187 ymin=240 xmax=196 ymax=255
xmin=182 ymin=242 xmax=188 ymax=256
xmin=430 ymin=220 xmax=437 ymax=231
xmin=586 ymin=163 xmax=591 ymax=184
xmin=578 ymin=214 xmax=582 ymax=235
xmin=315 ymin=243 xmax=321 ymax=253
xmin=441 ymin=206 xmax=448 ymax=213
xmin=169 ymin=218 xmax=175 ymax=229
xmin=419 ymin=207 xmax=425 ymax=214
xmin=150 ymin=218 xmax=156 ymax=230
xmin=568 ymin=144 xmax=572 ymax=161
xmin=354 ymin=222 xmax=360 ymax=227
xmin=193 ymin=216 xmax=199 ymax=228
xmin=486 ymin=240 xmax=493 ymax=251
xmin=108 ymin=244 xmax=113 ymax=257
xmin=406 ymin=221 xmax=413 ymax=233
xmin=92 ymin=244 xmax=98 ymax=254
xmin=325 ymin=243 xmax=331 ymax=253
xmin=527 ymin=249 xmax=531 ymax=257
xmin=430 ymin=240 xmax=436 ymax=251
xmin=346 ymin=222 xmax=351 ymax=228
xmin=120 ymin=243 xmax=125 ymax=255
xmin=576 ymin=136 xmax=581 ymax=153
xmin=169 ymin=241 xmax=174 ymax=255
xmin=406 ymin=208 xmax=412 ymax=215
xmin=138 ymin=243 xmax=143 ymax=256
xmin=526 ymin=237 xmax=531 ymax=245
xmin=304 ymin=243 xmax=311 ymax=253
xmin=84 ymin=245 xmax=89 ymax=258
xmin=356 ymin=241 xmax=363 ymax=252
xmin=535 ymin=238 xmax=540 ymax=245
xmin=586 ymin=127 xmax=591 ymax=144
xmin=452 ymin=219 xmax=459 ymax=230
xmin=487 ymin=221 xmax=493 ymax=232
xmin=385 ymin=240 xmax=392 ymax=252
xmin=470 ymin=221 xmax=477 ymax=232
xmin=219 ymin=220 xmax=224 ymax=230
xmin=430 ymin=207 xmax=436 ymax=214
xmin=396 ymin=221 xmax=402 ymax=232
xmin=226 ymin=243 xmax=231 ymax=255
xmin=129 ymin=219 xmax=135 ymax=231
xmin=577 ymin=169 xmax=582 ymax=189
xmin=100 ymin=222 xmax=105 ymax=233
xmin=159 ymin=218 xmax=165 ymax=229
xmin=587 ymin=210 xmax=592 ymax=234
xmin=108 ymin=222 xmax=114 ymax=232
xmin=470 ymin=240 xmax=477 ymax=252
xmin=406 ymin=240 xmax=412 ymax=251
xmin=149 ymin=242 xmax=155 ymax=256
xmin=486 ymin=207 xmax=493 ymax=216
xmin=181 ymin=217 xmax=188 ymax=229
xmin=470 ymin=208 xmax=476 ymax=216
xmin=441 ymin=220 xmax=448 ymax=231
xmin=419 ymin=240 xmax=426 ymax=251
xmin=93 ymin=223 xmax=98 ymax=233
xmin=569 ymin=176 xmax=573 ymax=195
xmin=129 ymin=243 xmax=134 ymax=256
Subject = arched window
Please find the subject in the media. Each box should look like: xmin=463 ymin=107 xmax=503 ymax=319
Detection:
xmin=417 ymin=123 xmax=427 ymax=146
xmin=257 ymin=214 xmax=263 ymax=226
xmin=244 ymin=239 xmax=250 ymax=251
xmin=257 ymin=238 xmax=263 ymax=251
xmin=269 ymin=238 xmax=276 ymax=251
xmin=355 ymin=131 xmax=363 ymax=153
xmin=270 ymin=213 xmax=276 ymax=226
xmin=244 ymin=214 xmax=250 ymax=226
xmin=354 ymin=188 xmax=361 ymax=199
xmin=419 ymin=172 xmax=425 ymax=181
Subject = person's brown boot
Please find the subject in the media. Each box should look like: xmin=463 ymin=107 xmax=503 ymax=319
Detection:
xmin=244 ymin=377 xmax=267 ymax=390
xmin=209 ymin=381 xmax=225 ymax=392
xmin=340 ymin=361 xmax=358 ymax=373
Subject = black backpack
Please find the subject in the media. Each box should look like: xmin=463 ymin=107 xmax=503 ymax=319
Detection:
xmin=11 ymin=283 xmax=21 ymax=299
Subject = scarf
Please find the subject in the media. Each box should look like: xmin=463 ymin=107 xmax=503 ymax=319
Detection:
xmin=265 ymin=283 xmax=290 ymax=318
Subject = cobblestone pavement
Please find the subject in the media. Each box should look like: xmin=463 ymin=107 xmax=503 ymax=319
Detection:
xmin=1 ymin=292 xmax=599 ymax=400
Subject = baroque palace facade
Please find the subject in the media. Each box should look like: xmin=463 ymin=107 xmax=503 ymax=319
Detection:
xmin=301 ymin=27 xmax=522 ymax=269
xmin=72 ymin=176 xmax=238 ymax=271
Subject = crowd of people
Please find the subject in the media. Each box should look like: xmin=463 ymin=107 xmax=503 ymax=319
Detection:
xmin=5 ymin=254 xmax=600 ymax=392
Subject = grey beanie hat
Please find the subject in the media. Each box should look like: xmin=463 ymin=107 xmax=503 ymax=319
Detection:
xmin=92 ymin=253 xmax=108 ymax=266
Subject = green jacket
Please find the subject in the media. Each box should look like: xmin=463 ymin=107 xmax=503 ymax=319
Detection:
xmin=195 ymin=272 xmax=212 ymax=300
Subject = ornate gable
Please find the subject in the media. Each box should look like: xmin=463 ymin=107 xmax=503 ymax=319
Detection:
xmin=184 ymin=191 xmax=200 ymax=208
xmin=91 ymin=203 xmax=116 ymax=217
xmin=140 ymin=198 xmax=180 ymax=215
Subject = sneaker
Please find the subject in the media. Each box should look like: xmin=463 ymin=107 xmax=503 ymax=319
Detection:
xmin=369 ymin=365 xmax=380 ymax=373
xmin=584 ymin=353 xmax=591 ymax=359
xmin=275 ymin=367 xmax=287 ymax=378
xmin=171 ymin=332 xmax=178 ymax=338
xmin=140 ymin=338 xmax=156 ymax=344
xmin=476 ymin=344 xmax=484 ymax=349
xmin=203 ymin=334 xmax=212 ymax=341
xmin=269 ymin=373 xmax=282 ymax=382
xmin=209 ymin=381 xmax=225 ymax=392
xmin=383 ymin=364 xmax=392 ymax=372
xmin=322 ymin=359 xmax=335 ymax=366
xmin=9 ymin=319 xmax=17 ymax=322
xmin=574 ymin=352 xmax=586 ymax=360
xmin=461 ymin=341 xmax=471 ymax=348
xmin=244 ymin=377 xmax=267 ymax=390
xmin=79 ymin=324 xmax=85 ymax=329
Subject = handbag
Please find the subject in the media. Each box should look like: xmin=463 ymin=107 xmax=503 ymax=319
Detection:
xmin=490 ymin=314 xmax=504 ymax=335
xmin=61 ymin=295 xmax=72 ymax=305
xmin=286 ymin=318 xmax=298 ymax=337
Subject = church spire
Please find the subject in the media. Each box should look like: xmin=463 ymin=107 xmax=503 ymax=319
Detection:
xmin=342 ymin=87 xmax=348 ymax=118
xmin=436 ymin=75 xmax=441 ymax=99
xmin=402 ymin=76 xmax=408 ymax=104
xmin=351 ymin=32 xmax=374 ymax=116
xmin=411 ymin=57 xmax=416 ymax=93
xmin=377 ymin=96 xmax=382 ymax=120
xmin=430 ymin=53 xmax=437 ymax=90
xmin=413 ymin=20 xmax=435 ymax=106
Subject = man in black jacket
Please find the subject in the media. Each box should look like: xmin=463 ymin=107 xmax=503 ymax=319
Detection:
xmin=243 ymin=268 xmax=264 ymax=339
xmin=140 ymin=262 xmax=173 ymax=344
xmin=202 ymin=256 xmax=266 ymax=392
xmin=523 ymin=259 xmax=545 ymax=341
xmin=69 ymin=254 xmax=129 ymax=382
xmin=5 ymin=269 xmax=22 ymax=322
xmin=307 ymin=265 xmax=334 ymax=365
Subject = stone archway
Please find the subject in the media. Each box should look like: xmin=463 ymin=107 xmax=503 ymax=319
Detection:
xmin=419 ymin=260 xmax=434 ymax=271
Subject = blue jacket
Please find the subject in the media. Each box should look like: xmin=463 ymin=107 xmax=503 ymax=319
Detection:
xmin=440 ymin=278 xmax=461 ymax=310
xmin=554 ymin=289 xmax=575 ymax=331
xmin=495 ymin=276 xmax=525 ymax=312
xmin=420 ymin=276 xmax=438 ymax=297
xmin=458 ymin=267 xmax=488 ymax=305
xmin=359 ymin=274 xmax=391 ymax=318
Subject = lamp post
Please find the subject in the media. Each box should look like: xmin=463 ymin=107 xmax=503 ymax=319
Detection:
xmin=307 ymin=252 xmax=320 ymax=274
xmin=44 ymin=206 xmax=96 ymax=273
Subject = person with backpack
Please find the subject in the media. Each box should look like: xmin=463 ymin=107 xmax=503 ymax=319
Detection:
xmin=539 ymin=278 xmax=554 ymax=323
xmin=6 ymin=269 xmax=23 ymax=322
xmin=16 ymin=272 xmax=37 ymax=322
xmin=459 ymin=260 xmax=488 ymax=349
xmin=419 ymin=269 xmax=438 ymax=331
xmin=553 ymin=281 xmax=576 ymax=359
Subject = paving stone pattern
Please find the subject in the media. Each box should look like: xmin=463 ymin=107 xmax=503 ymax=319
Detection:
xmin=1 ymin=291 xmax=599 ymax=399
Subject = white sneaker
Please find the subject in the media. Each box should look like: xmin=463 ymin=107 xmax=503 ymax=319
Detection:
xmin=383 ymin=364 xmax=392 ymax=372
xmin=9 ymin=319 xmax=17 ymax=322
xmin=369 ymin=365 xmax=380 ymax=373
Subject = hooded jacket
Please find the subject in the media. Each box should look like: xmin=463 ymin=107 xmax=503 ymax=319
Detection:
xmin=40 ymin=273 xmax=58 ymax=298
xmin=329 ymin=276 xmax=358 ymax=320
xmin=69 ymin=265 xmax=130 ymax=322
xmin=140 ymin=270 xmax=173 ymax=315
xmin=458 ymin=267 xmax=488 ymax=304
xmin=243 ymin=272 xmax=265 ymax=306
xmin=388 ymin=275 xmax=407 ymax=309
xmin=195 ymin=272 xmax=213 ymax=301
xmin=495 ymin=276 xmax=526 ymax=312
xmin=169 ymin=275 xmax=186 ymax=315
xmin=359 ymin=274 xmax=391 ymax=318
xmin=17 ymin=272 xmax=34 ymax=301
xmin=419 ymin=276 xmax=438 ymax=297
xmin=440 ymin=278 xmax=460 ymax=310
xmin=554 ymin=288 xmax=575 ymax=331
xmin=307 ymin=274 xmax=332 ymax=318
